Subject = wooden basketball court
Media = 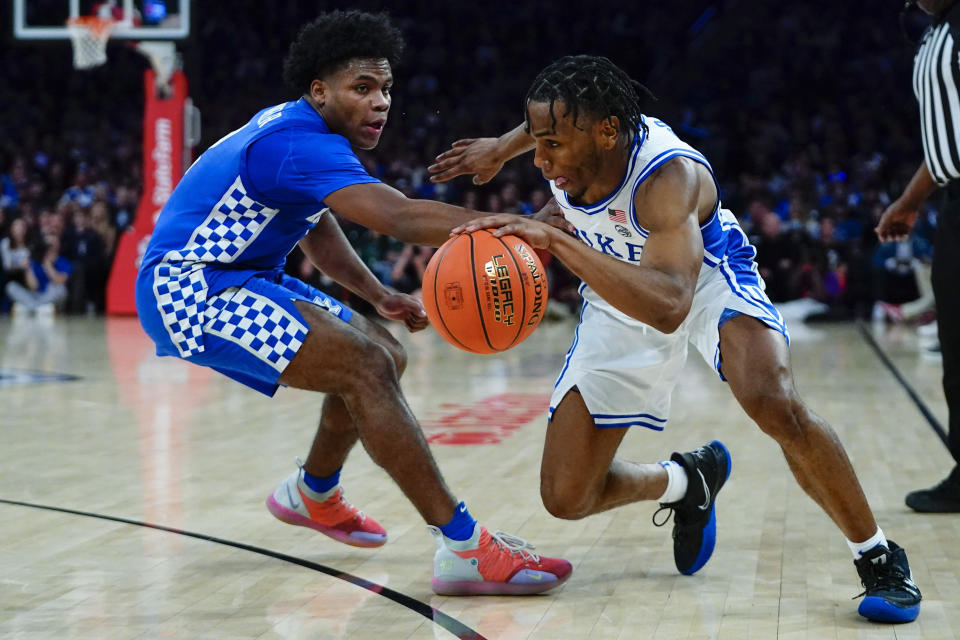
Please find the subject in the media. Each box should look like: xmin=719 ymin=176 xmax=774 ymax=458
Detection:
xmin=0 ymin=314 xmax=956 ymax=639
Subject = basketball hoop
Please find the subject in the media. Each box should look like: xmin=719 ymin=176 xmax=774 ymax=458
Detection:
xmin=66 ymin=16 xmax=114 ymax=69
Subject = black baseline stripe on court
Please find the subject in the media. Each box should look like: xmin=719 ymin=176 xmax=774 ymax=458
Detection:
xmin=857 ymin=322 xmax=950 ymax=448
xmin=0 ymin=497 xmax=487 ymax=640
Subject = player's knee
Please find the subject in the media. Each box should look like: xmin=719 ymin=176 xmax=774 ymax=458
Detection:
xmin=365 ymin=322 xmax=407 ymax=375
xmin=540 ymin=477 xmax=592 ymax=520
xmin=742 ymin=387 xmax=809 ymax=443
xmin=384 ymin=338 xmax=407 ymax=375
xmin=346 ymin=341 xmax=400 ymax=393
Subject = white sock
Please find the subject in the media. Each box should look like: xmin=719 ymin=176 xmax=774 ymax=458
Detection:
xmin=847 ymin=527 xmax=886 ymax=559
xmin=656 ymin=460 xmax=688 ymax=503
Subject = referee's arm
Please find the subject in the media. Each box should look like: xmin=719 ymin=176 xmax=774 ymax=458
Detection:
xmin=876 ymin=161 xmax=939 ymax=241
xmin=878 ymin=12 xmax=960 ymax=241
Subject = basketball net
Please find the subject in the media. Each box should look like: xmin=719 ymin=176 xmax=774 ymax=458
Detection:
xmin=66 ymin=16 xmax=114 ymax=69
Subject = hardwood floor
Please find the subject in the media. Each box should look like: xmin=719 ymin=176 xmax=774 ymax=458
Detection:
xmin=0 ymin=315 xmax=955 ymax=639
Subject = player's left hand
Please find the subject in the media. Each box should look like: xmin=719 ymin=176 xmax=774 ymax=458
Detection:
xmin=376 ymin=293 xmax=429 ymax=332
xmin=533 ymin=198 xmax=575 ymax=234
xmin=428 ymin=138 xmax=504 ymax=185
xmin=452 ymin=214 xmax=557 ymax=250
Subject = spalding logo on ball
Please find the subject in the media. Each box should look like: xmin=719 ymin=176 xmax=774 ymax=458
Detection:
xmin=422 ymin=229 xmax=548 ymax=353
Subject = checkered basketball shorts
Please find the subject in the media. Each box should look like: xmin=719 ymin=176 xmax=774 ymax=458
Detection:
xmin=141 ymin=270 xmax=353 ymax=396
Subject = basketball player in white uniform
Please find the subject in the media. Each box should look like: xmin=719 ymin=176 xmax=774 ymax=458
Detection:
xmin=429 ymin=55 xmax=921 ymax=623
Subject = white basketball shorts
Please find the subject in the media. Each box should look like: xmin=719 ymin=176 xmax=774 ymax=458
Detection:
xmin=549 ymin=263 xmax=789 ymax=430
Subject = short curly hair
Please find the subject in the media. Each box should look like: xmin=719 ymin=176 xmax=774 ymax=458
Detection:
xmin=283 ymin=11 xmax=405 ymax=94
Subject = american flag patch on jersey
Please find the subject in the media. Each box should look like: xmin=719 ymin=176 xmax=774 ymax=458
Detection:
xmin=608 ymin=208 xmax=627 ymax=223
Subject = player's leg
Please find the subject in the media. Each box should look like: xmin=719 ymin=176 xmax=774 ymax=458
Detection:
xmin=539 ymin=388 xmax=662 ymax=519
xmin=540 ymin=300 xmax=731 ymax=574
xmin=193 ymin=275 xmax=570 ymax=593
xmin=300 ymin=311 xmax=408 ymax=479
xmin=269 ymin=312 xmax=407 ymax=547
xmin=271 ymin=272 xmax=407 ymax=482
xmin=538 ymin=304 xmax=683 ymax=519
xmin=720 ymin=315 xmax=874 ymax=539
xmin=278 ymin=298 xmax=456 ymax=525
xmin=277 ymin=297 xmax=571 ymax=594
xmin=541 ymin=387 xmax=731 ymax=575
xmin=719 ymin=314 xmax=921 ymax=622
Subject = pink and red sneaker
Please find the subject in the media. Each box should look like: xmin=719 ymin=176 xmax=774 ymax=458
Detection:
xmin=267 ymin=466 xmax=387 ymax=548
xmin=429 ymin=524 xmax=572 ymax=595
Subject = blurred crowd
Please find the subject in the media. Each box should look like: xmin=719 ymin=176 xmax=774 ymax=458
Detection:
xmin=0 ymin=1 xmax=939 ymax=321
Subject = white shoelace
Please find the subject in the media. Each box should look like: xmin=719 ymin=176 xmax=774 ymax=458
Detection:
xmin=294 ymin=457 xmax=366 ymax=523
xmin=337 ymin=490 xmax=367 ymax=523
xmin=491 ymin=530 xmax=541 ymax=563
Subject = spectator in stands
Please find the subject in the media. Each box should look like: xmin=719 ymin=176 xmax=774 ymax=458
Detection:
xmin=0 ymin=1 xmax=930 ymax=318
xmin=65 ymin=207 xmax=108 ymax=314
xmin=1 ymin=218 xmax=32 ymax=312
xmin=4 ymin=233 xmax=72 ymax=317
xmin=60 ymin=164 xmax=96 ymax=209
xmin=88 ymin=200 xmax=117 ymax=257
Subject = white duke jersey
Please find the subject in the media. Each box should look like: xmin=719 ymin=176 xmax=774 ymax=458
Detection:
xmin=548 ymin=115 xmax=774 ymax=326
xmin=545 ymin=115 xmax=787 ymax=426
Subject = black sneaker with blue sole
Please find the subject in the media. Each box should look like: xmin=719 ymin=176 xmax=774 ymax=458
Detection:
xmin=653 ymin=440 xmax=732 ymax=575
xmin=854 ymin=540 xmax=921 ymax=623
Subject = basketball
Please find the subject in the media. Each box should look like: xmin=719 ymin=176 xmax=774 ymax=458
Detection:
xmin=422 ymin=230 xmax=548 ymax=354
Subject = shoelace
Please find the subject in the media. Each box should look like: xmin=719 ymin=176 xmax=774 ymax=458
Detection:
xmin=490 ymin=530 xmax=541 ymax=563
xmin=651 ymin=461 xmax=713 ymax=529
xmin=853 ymin=561 xmax=912 ymax=599
xmin=294 ymin=458 xmax=366 ymax=524
xmin=336 ymin=490 xmax=367 ymax=524
xmin=651 ymin=505 xmax=675 ymax=528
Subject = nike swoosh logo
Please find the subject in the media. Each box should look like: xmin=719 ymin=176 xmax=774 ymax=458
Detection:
xmin=697 ymin=469 xmax=711 ymax=510
xmin=459 ymin=504 xmax=467 ymax=513
xmin=285 ymin=484 xmax=302 ymax=509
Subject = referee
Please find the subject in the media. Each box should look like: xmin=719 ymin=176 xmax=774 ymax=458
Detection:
xmin=877 ymin=0 xmax=960 ymax=512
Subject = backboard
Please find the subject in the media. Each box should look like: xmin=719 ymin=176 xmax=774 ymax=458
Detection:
xmin=13 ymin=0 xmax=190 ymax=40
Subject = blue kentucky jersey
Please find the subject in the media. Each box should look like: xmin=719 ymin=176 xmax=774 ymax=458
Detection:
xmin=136 ymin=98 xmax=378 ymax=359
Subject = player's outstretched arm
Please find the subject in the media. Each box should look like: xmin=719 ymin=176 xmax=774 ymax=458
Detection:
xmin=427 ymin=123 xmax=535 ymax=185
xmin=299 ymin=212 xmax=427 ymax=332
xmin=324 ymin=181 xmax=511 ymax=247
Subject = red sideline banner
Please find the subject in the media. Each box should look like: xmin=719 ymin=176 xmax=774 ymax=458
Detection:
xmin=106 ymin=70 xmax=189 ymax=315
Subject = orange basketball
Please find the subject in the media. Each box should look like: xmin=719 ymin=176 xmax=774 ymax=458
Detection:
xmin=422 ymin=230 xmax=549 ymax=354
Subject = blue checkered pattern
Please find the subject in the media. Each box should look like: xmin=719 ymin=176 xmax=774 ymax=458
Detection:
xmin=152 ymin=262 xmax=209 ymax=356
xmin=152 ymin=176 xmax=279 ymax=358
xmin=176 ymin=177 xmax=278 ymax=263
xmin=202 ymin=287 xmax=308 ymax=372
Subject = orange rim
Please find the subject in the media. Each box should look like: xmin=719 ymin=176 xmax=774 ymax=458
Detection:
xmin=66 ymin=16 xmax=114 ymax=38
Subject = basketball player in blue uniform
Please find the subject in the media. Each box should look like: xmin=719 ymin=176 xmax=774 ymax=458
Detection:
xmin=135 ymin=11 xmax=572 ymax=596
xmin=429 ymin=55 xmax=922 ymax=621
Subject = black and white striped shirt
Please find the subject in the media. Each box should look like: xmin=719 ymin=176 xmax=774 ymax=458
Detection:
xmin=914 ymin=9 xmax=960 ymax=184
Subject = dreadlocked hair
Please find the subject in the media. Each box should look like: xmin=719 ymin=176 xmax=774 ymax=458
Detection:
xmin=524 ymin=55 xmax=655 ymax=141
xmin=283 ymin=11 xmax=404 ymax=94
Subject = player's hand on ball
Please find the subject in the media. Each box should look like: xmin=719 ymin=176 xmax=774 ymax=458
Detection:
xmin=423 ymin=229 xmax=547 ymax=353
xmin=452 ymin=214 xmax=556 ymax=250
xmin=428 ymin=138 xmax=504 ymax=185
xmin=376 ymin=292 xmax=429 ymax=332
xmin=533 ymin=198 xmax=574 ymax=234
